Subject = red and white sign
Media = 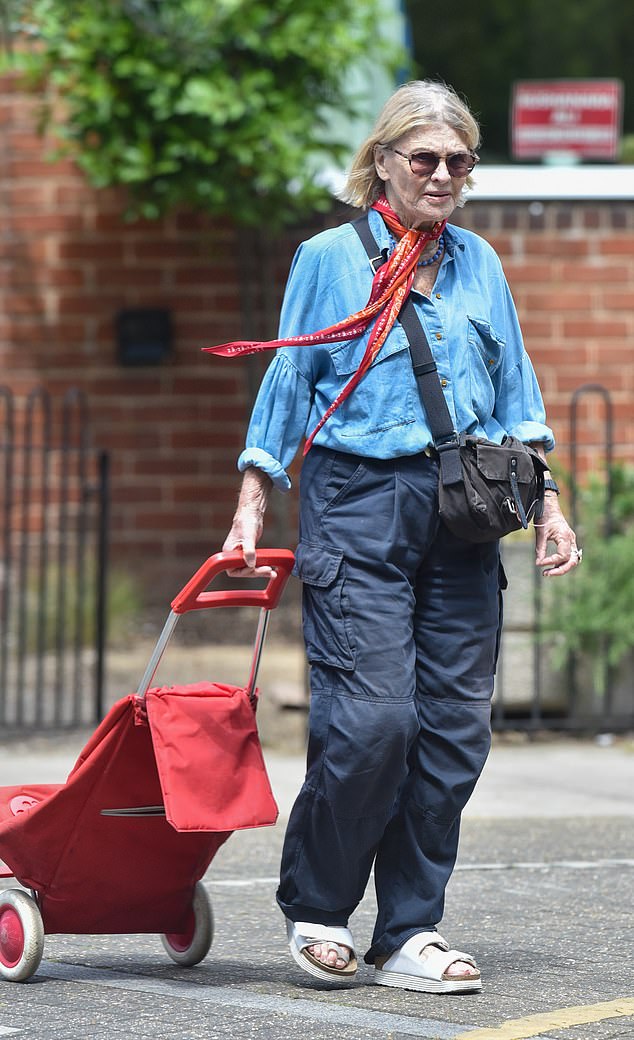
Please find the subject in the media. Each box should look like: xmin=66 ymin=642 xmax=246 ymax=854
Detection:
xmin=511 ymin=80 xmax=623 ymax=161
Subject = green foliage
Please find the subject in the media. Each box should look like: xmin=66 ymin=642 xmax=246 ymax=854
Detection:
xmin=21 ymin=562 xmax=142 ymax=651
xmin=1 ymin=0 xmax=400 ymax=225
xmin=547 ymin=465 xmax=634 ymax=687
xmin=406 ymin=0 xmax=634 ymax=160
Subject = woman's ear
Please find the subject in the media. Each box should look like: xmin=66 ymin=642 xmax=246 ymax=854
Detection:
xmin=373 ymin=143 xmax=389 ymax=183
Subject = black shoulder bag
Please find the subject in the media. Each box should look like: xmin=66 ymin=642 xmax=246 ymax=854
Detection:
xmin=352 ymin=215 xmax=547 ymax=543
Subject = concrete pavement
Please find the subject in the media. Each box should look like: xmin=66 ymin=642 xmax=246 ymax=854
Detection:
xmin=1 ymin=728 xmax=632 ymax=821
xmin=265 ymin=737 xmax=634 ymax=822
xmin=0 ymin=729 xmax=631 ymax=1039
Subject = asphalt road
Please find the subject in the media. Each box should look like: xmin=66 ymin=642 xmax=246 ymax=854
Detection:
xmin=0 ymin=738 xmax=632 ymax=1040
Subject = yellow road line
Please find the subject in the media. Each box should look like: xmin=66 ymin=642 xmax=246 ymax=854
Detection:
xmin=452 ymin=997 xmax=634 ymax=1040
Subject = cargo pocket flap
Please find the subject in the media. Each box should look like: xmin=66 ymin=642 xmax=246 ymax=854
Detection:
xmin=293 ymin=542 xmax=344 ymax=588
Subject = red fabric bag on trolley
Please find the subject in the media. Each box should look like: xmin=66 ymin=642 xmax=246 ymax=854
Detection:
xmin=137 ymin=548 xmax=296 ymax=834
xmin=146 ymin=681 xmax=278 ymax=832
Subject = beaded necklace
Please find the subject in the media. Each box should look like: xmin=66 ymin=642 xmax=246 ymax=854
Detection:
xmin=388 ymin=232 xmax=445 ymax=267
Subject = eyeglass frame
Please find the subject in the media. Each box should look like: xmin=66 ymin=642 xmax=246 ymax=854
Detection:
xmin=381 ymin=146 xmax=480 ymax=178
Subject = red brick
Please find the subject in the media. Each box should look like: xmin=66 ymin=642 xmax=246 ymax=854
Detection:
xmin=504 ymin=262 xmax=552 ymax=284
xmin=8 ymin=184 xmax=52 ymax=209
xmin=518 ymin=318 xmax=555 ymax=339
xmin=602 ymin=292 xmax=634 ymax=310
xmin=54 ymin=183 xmax=100 ymax=208
xmin=6 ymin=128 xmax=45 ymax=150
xmin=611 ymin=400 xmax=634 ymax=422
xmin=10 ymin=213 xmax=86 ymax=234
xmin=524 ymin=291 xmax=589 ymax=312
xmin=134 ymin=456 xmax=199 ymax=476
xmin=484 ymin=235 xmax=515 ymax=255
xmin=173 ymin=266 xmax=237 ymax=286
xmin=557 ymin=263 xmax=631 ymax=284
xmin=176 ymin=319 xmax=229 ymax=341
xmin=134 ymin=510 xmax=202 ymax=531
xmin=43 ymin=320 xmax=91 ymax=344
xmin=561 ymin=319 xmax=628 ymax=338
xmin=555 ymin=370 xmax=624 ymax=394
xmin=598 ymin=238 xmax=634 ymax=256
xmin=525 ymin=237 xmax=590 ymax=258
xmin=93 ymin=375 xmax=165 ymax=395
xmin=91 ymin=266 xmax=168 ymax=289
xmin=5 ymin=293 xmax=46 ymax=316
xmin=131 ymin=240 xmax=196 ymax=261
xmin=58 ymin=240 xmax=125 ymax=262
xmin=11 ymin=240 xmax=50 ymax=264
xmin=172 ymin=376 xmax=241 ymax=395
xmin=56 ymin=293 xmax=118 ymax=316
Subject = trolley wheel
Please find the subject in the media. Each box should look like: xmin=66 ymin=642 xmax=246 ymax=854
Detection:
xmin=161 ymin=882 xmax=213 ymax=967
xmin=0 ymin=889 xmax=45 ymax=982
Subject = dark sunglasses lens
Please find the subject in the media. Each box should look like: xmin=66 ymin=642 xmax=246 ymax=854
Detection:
xmin=408 ymin=152 xmax=438 ymax=175
xmin=446 ymin=153 xmax=475 ymax=176
xmin=408 ymin=152 xmax=476 ymax=176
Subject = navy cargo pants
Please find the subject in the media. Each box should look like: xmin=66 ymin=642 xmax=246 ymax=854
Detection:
xmin=276 ymin=446 xmax=504 ymax=964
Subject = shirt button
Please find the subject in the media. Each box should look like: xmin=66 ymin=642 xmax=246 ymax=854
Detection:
xmin=435 ymin=332 xmax=442 ymax=340
xmin=435 ymin=293 xmax=442 ymax=299
xmin=488 ymin=359 xmax=495 ymax=365
xmin=440 ymin=378 xmax=448 ymax=387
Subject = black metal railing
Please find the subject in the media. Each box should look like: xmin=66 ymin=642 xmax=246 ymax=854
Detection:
xmin=0 ymin=386 xmax=109 ymax=729
xmin=494 ymin=384 xmax=633 ymax=734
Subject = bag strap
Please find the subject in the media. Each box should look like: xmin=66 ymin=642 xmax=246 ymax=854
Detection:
xmin=352 ymin=214 xmax=462 ymax=485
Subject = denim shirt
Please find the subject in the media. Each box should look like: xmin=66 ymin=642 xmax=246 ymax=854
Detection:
xmin=238 ymin=208 xmax=554 ymax=491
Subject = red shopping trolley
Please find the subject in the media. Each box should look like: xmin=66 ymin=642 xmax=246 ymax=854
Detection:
xmin=0 ymin=549 xmax=295 ymax=981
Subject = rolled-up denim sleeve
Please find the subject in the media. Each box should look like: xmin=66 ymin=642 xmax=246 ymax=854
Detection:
xmin=238 ymin=352 xmax=313 ymax=491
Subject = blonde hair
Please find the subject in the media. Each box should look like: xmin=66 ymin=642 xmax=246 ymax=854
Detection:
xmin=341 ymin=80 xmax=481 ymax=210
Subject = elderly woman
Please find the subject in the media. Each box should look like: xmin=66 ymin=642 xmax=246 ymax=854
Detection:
xmin=211 ymin=80 xmax=579 ymax=994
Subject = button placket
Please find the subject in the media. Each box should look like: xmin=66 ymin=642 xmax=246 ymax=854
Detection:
xmin=420 ymin=298 xmax=452 ymax=397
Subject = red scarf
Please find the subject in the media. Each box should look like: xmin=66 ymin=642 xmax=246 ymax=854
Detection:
xmin=203 ymin=195 xmax=446 ymax=454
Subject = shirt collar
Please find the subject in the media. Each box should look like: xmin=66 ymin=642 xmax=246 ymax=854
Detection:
xmin=442 ymin=223 xmax=465 ymax=258
xmin=366 ymin=208 xmax=465 ymax=258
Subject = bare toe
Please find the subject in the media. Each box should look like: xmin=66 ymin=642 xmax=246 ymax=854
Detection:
xmin=445 ymin=959 xmax=479 ymax=978
xmin=308 ymin=941 xmax=350 ymax=970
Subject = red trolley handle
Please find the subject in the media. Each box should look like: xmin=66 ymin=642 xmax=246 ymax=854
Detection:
xmin=170 ymin=549 xmax=295 ymax=614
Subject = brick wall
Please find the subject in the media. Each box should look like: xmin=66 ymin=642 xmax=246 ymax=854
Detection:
xmin=453 ymin=201 xmax=634 ymax=478
xmin=1 ymin=75 xmax=633 ymax=600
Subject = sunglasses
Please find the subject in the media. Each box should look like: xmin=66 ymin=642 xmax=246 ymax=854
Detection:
xmin=384 ymin=147 xmax=479 ymax=178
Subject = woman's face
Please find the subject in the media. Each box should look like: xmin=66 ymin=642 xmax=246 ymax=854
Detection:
xmin=374 ymin=124 xmax=471 ymax=230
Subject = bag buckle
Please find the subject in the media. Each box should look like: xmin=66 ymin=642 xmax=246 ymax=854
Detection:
xmin=508 ymin=454 xmax=530 ymax=529
xmin=435 ymin=433 xmax=460 ymax=452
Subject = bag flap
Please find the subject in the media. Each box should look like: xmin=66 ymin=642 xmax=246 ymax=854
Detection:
xmin=146 ymin=682 xmax=278 ymax=833
xmin=475 ymin=440 xmax=536 ymax=483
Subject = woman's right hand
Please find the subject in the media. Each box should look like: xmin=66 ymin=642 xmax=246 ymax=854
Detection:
xmin=222 ymin=467 xmax=274 ymax=577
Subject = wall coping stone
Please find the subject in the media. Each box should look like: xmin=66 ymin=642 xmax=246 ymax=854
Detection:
xmin=469 ymin=164 xmax=634 ymax=201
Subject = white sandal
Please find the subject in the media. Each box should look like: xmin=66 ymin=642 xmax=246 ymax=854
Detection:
xmin=374 ymin=931 xmax=482 ymax=994
xmin=286 ymin=919 xmax=358 ymax=984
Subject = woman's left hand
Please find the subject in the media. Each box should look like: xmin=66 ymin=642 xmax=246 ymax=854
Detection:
xmin=534 ymin=494 xmax=582 ymax=577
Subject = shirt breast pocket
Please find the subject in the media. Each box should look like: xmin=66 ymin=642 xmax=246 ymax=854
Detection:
xmin=329 ymin=334 xmax=416 ymax=439
xmin=467 ymin=317 xmax=506 ymax=422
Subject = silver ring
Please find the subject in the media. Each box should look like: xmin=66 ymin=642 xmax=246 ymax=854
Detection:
xmin=572 ymin=547 xmax=583 ymax=562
